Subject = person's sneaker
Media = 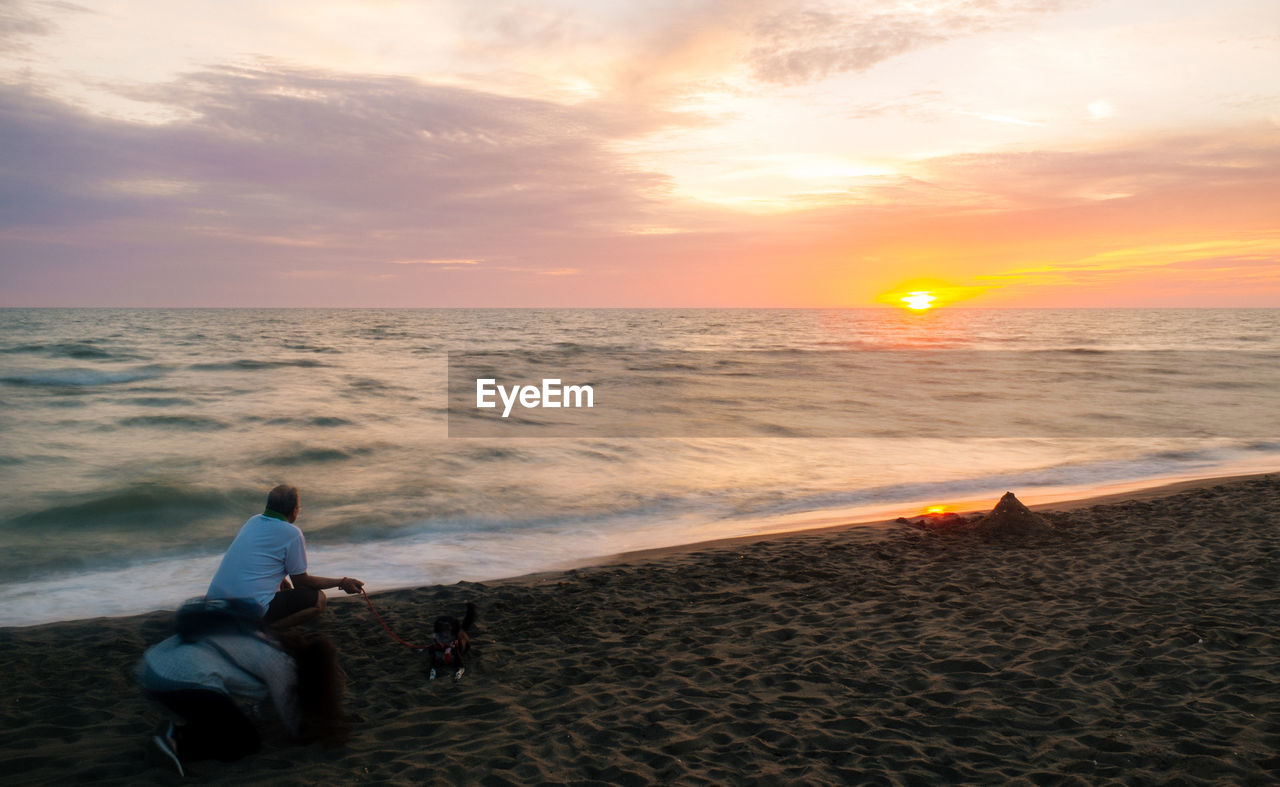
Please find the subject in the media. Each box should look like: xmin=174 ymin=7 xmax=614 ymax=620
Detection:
xmin=152 ymin=722 xmax=184 ymax=777
xmin=428 ymin=667 xmax=437 ymax=681
xmin=453 ymin=666 xmax=465 ymax=682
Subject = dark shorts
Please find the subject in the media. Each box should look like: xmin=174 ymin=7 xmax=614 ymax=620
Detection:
xmin=149 ymin=689 xmax=260 ymax=761
xmin=264 ymin=587 xmax=321 ymax=623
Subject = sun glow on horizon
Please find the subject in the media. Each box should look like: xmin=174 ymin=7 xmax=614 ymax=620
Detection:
xmin=901 ymin=291 xmax=937 ymax=310
xmin=877 ymin=281 xmax=994 ymax=310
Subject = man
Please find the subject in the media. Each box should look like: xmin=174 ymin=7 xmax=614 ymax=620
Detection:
xmin=207 ymin=484 xmax=364 ymax=628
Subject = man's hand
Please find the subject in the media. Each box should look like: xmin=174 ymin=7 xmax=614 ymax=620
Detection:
xmin=337 ymin=577 xmax=364 ymax=594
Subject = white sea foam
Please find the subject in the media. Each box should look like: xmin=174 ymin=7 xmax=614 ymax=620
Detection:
xmin=5 ymin=450 xmax=1279 ymax=628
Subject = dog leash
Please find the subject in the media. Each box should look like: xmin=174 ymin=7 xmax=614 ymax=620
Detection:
xmin=358 ymin=588 xmax=431 ymax=650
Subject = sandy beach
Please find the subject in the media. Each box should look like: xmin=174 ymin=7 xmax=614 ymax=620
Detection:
xmin=2 ymin=473 xmax=1278 ymax=785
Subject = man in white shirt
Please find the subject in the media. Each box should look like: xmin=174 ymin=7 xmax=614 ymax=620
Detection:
xmin=207 ymin=484 xmax=364 ymax=628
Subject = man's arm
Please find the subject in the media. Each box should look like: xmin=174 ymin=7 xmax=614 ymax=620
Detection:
xmin=290 ymin=573 xmax=364 ymax=594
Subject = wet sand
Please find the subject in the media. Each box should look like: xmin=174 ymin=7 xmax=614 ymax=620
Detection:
xmin=2 ymin=473 xmax=1279 ymax=784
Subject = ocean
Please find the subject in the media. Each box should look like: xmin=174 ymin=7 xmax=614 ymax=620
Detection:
xmin=2 ymin=308 xmax=1277 ymax=627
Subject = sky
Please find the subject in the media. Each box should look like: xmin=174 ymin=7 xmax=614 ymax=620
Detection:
xmin=1 ymin=0 xmax=1278 ymax=307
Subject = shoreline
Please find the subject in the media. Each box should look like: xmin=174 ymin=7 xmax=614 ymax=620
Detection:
xmin=2 ymin=470 xmax=1279 ymax=784
xmin=571 ymin=468 xmax=1280 ymax=579
xmin=4 ymin=469 xmax=1278 ymax=633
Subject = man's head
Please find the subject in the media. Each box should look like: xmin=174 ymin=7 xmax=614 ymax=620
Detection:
xmin=266 ymin=484 xmax=301 ymax=522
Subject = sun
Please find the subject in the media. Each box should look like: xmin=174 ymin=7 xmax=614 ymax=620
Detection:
xmin=901 ymin=291 xmax=937 ymax=310
xmin=877 ymin=281 xmax=988 ymax=309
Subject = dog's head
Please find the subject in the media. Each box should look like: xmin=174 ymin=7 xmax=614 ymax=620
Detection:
xmin=432 ymin=616 xmax=457 ymax=642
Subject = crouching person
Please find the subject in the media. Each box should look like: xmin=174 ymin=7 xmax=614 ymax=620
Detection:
xmin=138 ymin=597 xmax=346 ymax=776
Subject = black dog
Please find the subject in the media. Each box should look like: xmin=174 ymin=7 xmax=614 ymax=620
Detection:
xmin=426 ymin=603 xmax=476 ymax=681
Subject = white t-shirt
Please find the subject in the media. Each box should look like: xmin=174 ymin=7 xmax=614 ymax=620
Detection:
xmin=207 ymin=513 xmax=308 ymax=615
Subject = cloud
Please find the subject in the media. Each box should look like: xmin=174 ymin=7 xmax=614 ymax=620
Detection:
xmin=450 ymin=1 xmax=1078 ymax=111
xmin=0 ymin=0 xmax=71 ymax=48
xmin=963 ymin=111 xmax=1046 ymax=127
xmin=0 ymin=1 xmax=52 ymax=41
xmin=0 ymin=57 xmax=715 ymax=304
xmin=972 ymin=236 xmax=1280 ymax=305
xmin=910 ymin=130 xmax=1280 ymax=210
xmin=390 ymin=259 xmax=482 ymax=265
xmin=1164 ymin=255 xmax=1280 ymax=271
xmin=845 ymin=90 xmax=946 ymax=121
xmin=0 ymin=64 xmax=676 ymax=253
xmin=747 ymin=0 xmax=1073 ymax=85
xmin=990 ymin=237 xmax=1280 ymax=278
xmin=460 ymin=4 xmax=586 ymax=56
xmin=2 ymin=1 xmax=1275 ymax=307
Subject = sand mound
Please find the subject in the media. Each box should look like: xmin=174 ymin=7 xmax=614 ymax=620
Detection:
xmin=972 ymin=491 xmax=1054 ymax=536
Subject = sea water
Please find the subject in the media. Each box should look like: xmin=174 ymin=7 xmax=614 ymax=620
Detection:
xmin=1 ymin=308 xmax=1277 ymax=626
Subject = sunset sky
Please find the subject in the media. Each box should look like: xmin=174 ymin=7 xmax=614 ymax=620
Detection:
xmin=2 ymin=0 xmax=1277 ymax=307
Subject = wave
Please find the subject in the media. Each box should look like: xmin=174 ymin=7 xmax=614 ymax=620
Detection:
xmin=121 ymin=396 xmax=200 ymax=407
xmin=261 ymin=446 xmax=375 ymax=466
xmin=342 ymin=376 xmax=397 ymax=394
xmin=281 ymin=342 xmax=342 ymax=354
xmin=0 ymin=366 xmax=166 ymax=387
xmin=189 ymin=358 xmax=330 ymax=371
xmin=701 ymin=448 xmax=1243 ymax=524
xmin=245 ymin=415 xmax=357 ymax=427
xmin=4 ymin=444 xmax=1277 ymax=625
xmin=3 ymin=483 xmax=252 ymax=534
xmin=291 ymin=448 xmax=1229 ymax=547
xmin=310 ymin=416 xmax=354 ymax=427
xmin=1047 ymin=347 xmax=1111 ymax=355
xmin=120 ymin=414 xmax=231 ymax=431
xmin=0 ymin=341 xmax=133 ymax=360
xmin=464 ymin=446 xmax=532 ymax=462
xmin=305 ymin=452 xmax=1231 ymax=547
